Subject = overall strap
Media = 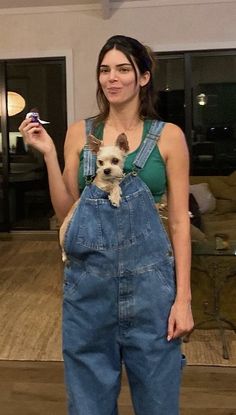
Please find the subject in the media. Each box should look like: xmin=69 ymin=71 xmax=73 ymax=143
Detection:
xmin=132 ymin=120 xmax=165 ymax=171
xmin=83 ymin=117 xmax=97 ymax=181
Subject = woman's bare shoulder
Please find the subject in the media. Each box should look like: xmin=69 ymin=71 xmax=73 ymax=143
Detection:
xmin=163 ymin=122 xmax=185 ymax=141
xmin=159 ymin=122 xmax=187 ymax=160
xmin=64 ymin=119 xmax=86 ymax=154
xmin=66 ymin=119 xmax=85 ymax=139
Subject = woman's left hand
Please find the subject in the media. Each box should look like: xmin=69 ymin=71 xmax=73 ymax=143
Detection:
xmin=167 ymin=299 xmax=194 ymax=341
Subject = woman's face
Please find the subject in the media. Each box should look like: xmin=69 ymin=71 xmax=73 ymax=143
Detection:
xmin=99 ymin=48 xmax=149 ymax=107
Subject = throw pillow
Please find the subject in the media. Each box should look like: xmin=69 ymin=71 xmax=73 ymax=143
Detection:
xmin=189 ymin=183 xmax=216 ymax=213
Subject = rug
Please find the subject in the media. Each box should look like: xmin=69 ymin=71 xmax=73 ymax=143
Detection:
xmin=182 ymin=329 xmax=236 ymax=367
xmin=0 ymin=240 xmax=235 ymax=365
xmin=0 ymin=240 xmax=63 ymax=362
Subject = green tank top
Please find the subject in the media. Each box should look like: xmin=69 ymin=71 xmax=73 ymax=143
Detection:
xmin=78 ymin=119 xmax=167 ymax=202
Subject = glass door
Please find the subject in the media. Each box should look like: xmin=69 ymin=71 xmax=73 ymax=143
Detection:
xmin=0 ymin=62 xmax=10 ymax=231
xmin=155 ymin=55 xmax=185 ymax=131
xmin=156 ymin=49 xmax=236 ymax=176
xmin=191 ymin=53 xmax=236 ymax=175
xmin=0 ymin=57 xmax=67 ymax=231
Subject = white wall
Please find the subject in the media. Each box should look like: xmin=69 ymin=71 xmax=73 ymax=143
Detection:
xmin=0 ymin=1 xmax=235 ymax=123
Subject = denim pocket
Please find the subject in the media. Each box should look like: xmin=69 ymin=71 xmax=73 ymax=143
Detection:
xmin=63 ymin=260 xmax=87 ymax=300
xmin=68 ymin=198 xmax=107 ymax=250
xmin=155 ymin=257 xmax=176 ymax=296
xmin=126 ymin=190 xmax=152 ymax=243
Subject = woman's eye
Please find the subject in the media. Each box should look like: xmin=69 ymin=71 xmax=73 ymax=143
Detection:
xmin=112 ymin=158 xmax=119 ymax=165
xmin=119 ymin=66 xmax=131 ymax=73
xmin=98 ymin=160 xmax=104 ymax=166
xmin=100 ymin=67 xmax=109 ymax=74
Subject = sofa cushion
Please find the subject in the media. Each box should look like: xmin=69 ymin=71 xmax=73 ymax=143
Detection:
xmin=189 ymin=183 xmax=216 ymax=213
xmin=201 ymin=212 xmax=236 ymax=238
xmin=190 ymin=224 xmax=207 ymax=241
xmin=227 ymin=170 xmax=236 ymax=186
xmin=215 ymin=199 xmax=236 ymax=214
xmin=209 ymin=176 xmax=236 ymax=201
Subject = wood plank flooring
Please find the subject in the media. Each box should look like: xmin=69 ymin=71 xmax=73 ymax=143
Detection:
xmin=0 ymin=239 xmax=63 ymax=361
xmin=0 ymin=361 xmax=236 ymax=414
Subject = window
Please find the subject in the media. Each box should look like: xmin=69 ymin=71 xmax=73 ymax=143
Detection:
xmin=155 ymin=50 xmax=236 ymax=175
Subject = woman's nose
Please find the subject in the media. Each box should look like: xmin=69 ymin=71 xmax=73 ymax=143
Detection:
xmin=108 ymin=69 xmax=118 ymax=81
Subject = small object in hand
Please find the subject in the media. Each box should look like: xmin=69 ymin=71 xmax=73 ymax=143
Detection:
xmin=215 ymin=233 xmax=229 ymax=250
xmin=26 ymin=108 xmax=50 ymax=125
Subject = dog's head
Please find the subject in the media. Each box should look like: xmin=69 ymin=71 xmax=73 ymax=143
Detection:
xmin=88 ymin=133 xmax=129 ymax=181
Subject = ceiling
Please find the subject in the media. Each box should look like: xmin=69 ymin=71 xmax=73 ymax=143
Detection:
xmin=0 ymin=0 xmax=125 ymax=9
xmin=0 ymin=0 xmax=93 ymax=8
xmin=0 ymin=0 xmax=137 ymax=19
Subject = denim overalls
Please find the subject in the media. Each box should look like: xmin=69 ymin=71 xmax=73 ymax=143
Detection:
xmin=62 ymin=119 xmax=184 ymax=415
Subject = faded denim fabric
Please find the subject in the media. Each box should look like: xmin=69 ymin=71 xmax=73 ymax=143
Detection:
xmin=62 ymin=171 xmax=184 ymax=415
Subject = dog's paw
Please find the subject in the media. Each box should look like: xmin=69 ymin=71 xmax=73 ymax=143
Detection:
xmin=108 ymin=194 xmax=121 ymax=207
xmin=62 ymin=250 xmax=67 ymax=262
xmin=108 ymin=184 xmax=122 ymax=207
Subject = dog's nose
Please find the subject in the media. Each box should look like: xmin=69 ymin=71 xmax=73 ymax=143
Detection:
xmin=104 ymin=168 xmax=111 ymax=175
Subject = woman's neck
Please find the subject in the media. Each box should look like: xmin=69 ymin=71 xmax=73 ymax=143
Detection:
xmin=106 ymin=105 xmax=142 ymax=134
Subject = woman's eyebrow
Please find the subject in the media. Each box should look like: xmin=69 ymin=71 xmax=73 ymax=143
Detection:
xmin=116 ymin=63 xmax=132 ymax=67
xmin=100 ymin=63 xmax=132 ymax=68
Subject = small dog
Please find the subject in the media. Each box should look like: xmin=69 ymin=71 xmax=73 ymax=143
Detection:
xmin=59 ymin=133 xmax=129 ymax=261
xmin=89 ymin=133 xmax=129 ymax=207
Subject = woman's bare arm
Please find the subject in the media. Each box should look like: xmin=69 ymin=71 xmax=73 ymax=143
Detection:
xmin=19 ymin=118 xmax=85 ymax=222
xmin=159 ymin=123 xmax=194 ymax=340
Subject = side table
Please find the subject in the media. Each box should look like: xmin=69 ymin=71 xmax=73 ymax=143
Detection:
xmin=184 ymin=240 xmax=236 ymax=359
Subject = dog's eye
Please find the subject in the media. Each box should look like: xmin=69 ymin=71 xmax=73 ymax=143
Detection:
xmin=98 ymin=160 xmax=104 ymax=166
xmin=112 ymin=158 xmax=119 ymax=165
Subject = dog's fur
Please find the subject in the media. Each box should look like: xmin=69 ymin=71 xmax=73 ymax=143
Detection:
xmin=59 ymin=133 xmax=129 ymax=261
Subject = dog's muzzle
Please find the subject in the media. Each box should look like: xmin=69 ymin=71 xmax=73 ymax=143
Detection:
xmin=103 ymin=168 xmax=111 ymax=175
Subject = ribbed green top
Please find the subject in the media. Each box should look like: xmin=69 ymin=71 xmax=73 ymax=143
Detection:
xmin=78 ymin=119 xmax=167 ymax=202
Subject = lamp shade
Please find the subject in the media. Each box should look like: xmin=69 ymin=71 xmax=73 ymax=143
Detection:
xmin=197 ymin=93 xmax=208 ymax=106
xmin=0 ymin=91 xmax=25 ymax=116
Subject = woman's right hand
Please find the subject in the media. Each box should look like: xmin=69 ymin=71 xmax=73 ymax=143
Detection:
xmin=19 ymin=118 xmax=56 ymax=156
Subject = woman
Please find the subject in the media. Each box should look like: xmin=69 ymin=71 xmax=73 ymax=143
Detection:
xmin=19 ymin=35 xmax=194 ymax=415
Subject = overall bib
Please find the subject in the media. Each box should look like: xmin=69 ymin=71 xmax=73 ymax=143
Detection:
xmin=62 ymin=119 xmax=184 ymax=415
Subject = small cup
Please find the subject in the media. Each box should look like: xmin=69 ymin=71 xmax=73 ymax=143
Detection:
xmin=215 ymin=233 xmax=229 ymax=250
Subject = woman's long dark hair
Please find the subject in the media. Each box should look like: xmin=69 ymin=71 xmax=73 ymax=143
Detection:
xmin=95 ymin=35 xmax=158 ymax=125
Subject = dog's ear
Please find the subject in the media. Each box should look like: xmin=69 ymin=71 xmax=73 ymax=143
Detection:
xmin=87 ymin=134 xmax=102 ymax=154
xmin=115 ymin=133 xmax=129 ymax=153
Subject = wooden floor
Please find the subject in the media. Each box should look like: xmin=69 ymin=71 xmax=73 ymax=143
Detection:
xmin=0 ymin=361 xmax=236 ymax=415
xmin=0 ymin=236 xmax=236 ymax=414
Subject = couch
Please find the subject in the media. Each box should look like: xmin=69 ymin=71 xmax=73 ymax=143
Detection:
xmin=159 ymin=170 xmax=236 ymax=326
xmin=189 ymin=170 xmax=236 ymax=241
xmin=189 ymin=170 xmax=236 ymax=326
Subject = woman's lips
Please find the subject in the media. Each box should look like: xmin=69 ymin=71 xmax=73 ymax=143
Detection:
xmin=107 ymin=88 xmax=121 ymax=94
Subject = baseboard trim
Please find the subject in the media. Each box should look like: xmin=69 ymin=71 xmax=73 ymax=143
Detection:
xmin=0 ymin=230 xmax=58 ymax=241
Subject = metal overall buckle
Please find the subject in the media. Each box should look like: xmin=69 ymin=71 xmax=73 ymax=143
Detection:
xmin=85 ymin=176 xmax=94 ymax=185
xmin=131 ymin=166 xmax=140 ymax=176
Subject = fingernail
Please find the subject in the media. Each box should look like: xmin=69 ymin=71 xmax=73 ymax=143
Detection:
xmin=167 ymin=335 xmax=172 ymax=341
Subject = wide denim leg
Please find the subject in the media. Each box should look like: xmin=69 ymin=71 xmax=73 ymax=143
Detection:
xmin=63 ymin=265 xmax=122 ymax=415
xmin=62 ymin=174 xmax=183 ymax=415
xmin=120 ymin=267 xmax=182 ymax=415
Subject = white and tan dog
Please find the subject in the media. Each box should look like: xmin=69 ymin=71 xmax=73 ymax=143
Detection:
xmin=59 ymin=133 xmax=129 ymax=261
